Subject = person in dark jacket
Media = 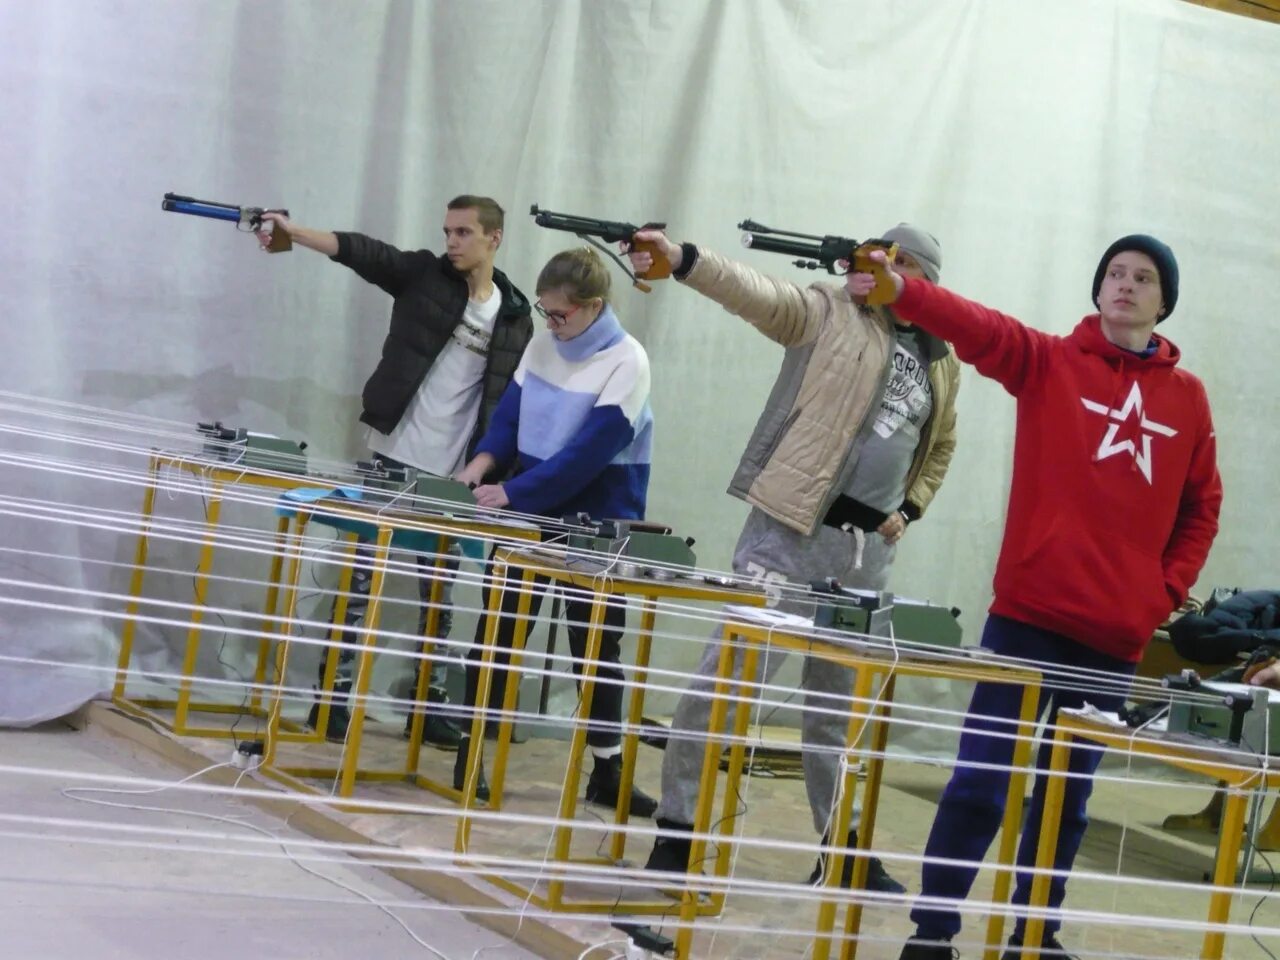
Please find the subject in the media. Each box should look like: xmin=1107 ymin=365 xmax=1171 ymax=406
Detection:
xmin=257 ymin=198 xmax=533 ymax=747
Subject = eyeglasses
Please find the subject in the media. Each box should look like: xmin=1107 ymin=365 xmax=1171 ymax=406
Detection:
xmin=534 ymin=301 xmax=584 ymax=326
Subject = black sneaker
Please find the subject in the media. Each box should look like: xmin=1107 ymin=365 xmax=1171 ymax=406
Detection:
xmin=1002 ymin=933 xmax=1075 ymax=959
xmin=402 ymin=688 xmax=463 ymax=750
xmin=403 ymin=711 xmax=464 ymax=749
xmin=807 ymin=830 xmax=907 ymax=894
xmin=424 ymin=714 xmax=463 ymax=749
xmin=644 ymin=818 xmax=694 ymax=874
xmin=307 ymin=701 xmax=351 ymax=743
xmin=899 ymin=937 xmax=959 ymax=960
xmin=452 ymin=738 xmax=489 ymax=803
xmin=584 ymin=753 xmax=658 ymax=818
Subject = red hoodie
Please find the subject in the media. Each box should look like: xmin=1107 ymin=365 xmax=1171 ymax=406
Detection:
xmin=895 ymin=278 xmax=1222 ymax=662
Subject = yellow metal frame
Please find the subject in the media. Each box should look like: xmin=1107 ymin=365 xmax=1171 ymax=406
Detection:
xmin=256 ymin=500 xmax=541 ymax=810
xmin=453 ymin=547 xmax=768 ymax=916
xmin=682 ymin=620 xmax=1043 ymax=960
xmin=111 ymin=453 xmax=318 ymax=739
xmin=1023 ymin=713 xmax=1269 ymax=960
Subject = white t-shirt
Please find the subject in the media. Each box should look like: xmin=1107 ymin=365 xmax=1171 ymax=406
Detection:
xmin=366 ymin=284 xmax=502 ymax=476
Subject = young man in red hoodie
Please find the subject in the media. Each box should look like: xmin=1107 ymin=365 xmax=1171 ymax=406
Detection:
xmin=848 ymin=237 xmax=1222 ymax=960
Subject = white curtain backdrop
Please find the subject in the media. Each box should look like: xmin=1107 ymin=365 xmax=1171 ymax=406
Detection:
xmin=1 ymin=0 xmax=1277 ymax=727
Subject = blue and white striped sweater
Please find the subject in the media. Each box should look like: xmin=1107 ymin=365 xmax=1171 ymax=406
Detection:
xmin=475 ymin=305 xmax=652 ymax=520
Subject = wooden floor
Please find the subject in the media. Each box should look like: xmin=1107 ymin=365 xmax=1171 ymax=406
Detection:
xmin=99 ymin=700 xmax=1280 ymax=959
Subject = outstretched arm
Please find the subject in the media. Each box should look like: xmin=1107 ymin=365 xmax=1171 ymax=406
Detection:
xmin=851 ymin=250 xmax=1057 ymax=395
xmin=626 ymin=229 xmax=823 ymax=348
xmin=256 ymin=213 xmax=338 ymax=256
xmin=257 ymin=213 xmax=434 ymax=297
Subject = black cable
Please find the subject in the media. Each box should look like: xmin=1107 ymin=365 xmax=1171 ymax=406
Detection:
xmin=576 ymin=234 xmax=646 ymax=290
xmin=1248 ymin=847 xmax=1279 ymax=960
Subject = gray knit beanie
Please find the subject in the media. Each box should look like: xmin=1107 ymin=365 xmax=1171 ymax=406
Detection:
xmin=878 ymin=223 xmax=942 ymax=283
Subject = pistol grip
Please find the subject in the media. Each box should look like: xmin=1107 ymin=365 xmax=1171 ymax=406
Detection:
xmin=267 ymin=229 xmax=293 ymax=254
xmin=631 ymin=238 xmax=672 ymax=282
xmin=1244 ymin=656 xmax=1278 ymax=685
xmin=855 ymin=241 xmax=898 ymax=305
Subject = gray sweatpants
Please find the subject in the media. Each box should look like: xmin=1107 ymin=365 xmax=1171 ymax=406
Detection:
xmin=656 ymin=508 xmax=895 ymax=836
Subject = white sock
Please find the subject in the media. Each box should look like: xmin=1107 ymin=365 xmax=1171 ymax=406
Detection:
xmin=592 ymin=745 xmax=622 ymax=761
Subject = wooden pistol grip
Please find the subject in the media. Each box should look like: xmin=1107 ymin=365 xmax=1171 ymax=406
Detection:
xmin=632 ymin=238 xmax=672 ymax=281
xmin=267 ymin=229 xmax=293 ymax=253
xmin=855 ymin=241 xmax=898 ymax=305
xmin=1243 ymin=657 xmax=1278 ymax=685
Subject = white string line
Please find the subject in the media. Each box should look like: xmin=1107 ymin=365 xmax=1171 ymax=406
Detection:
xmin=7 ymin=727 xmax=1269 ymax=947
xmin=27 ymin=711 xmax=1260 ymax=906
xmin=0 ymin=414 xmax=318 ymax=466
xmin=0 ymin=530 xmax=1225 ymax=715
xmin=0 ymin=390 xmax=322 ymax=441
xmin=0 ymin=616 xmax=1244 ymax=798
xmin=466 ymin=669 xmax=589 ymax=960
xmin=0 ymin=425 xmax=736 ymax=549
xmin=1103 ymin=705 xmax=1173 ymax=959
xmin=3 ymin=644 xmax=1243 ymax=799
xmin=60 ymin=764 xmax=454 ymax=959
xmin=5 ymin=399 xmax=1259 ymax=942
xmin=0 ymin=510 xmax=878 ymax=627
xmin=0 ymin=477 xmax=571 ymax=565
xmin=0 ymin=447 xmax=590 ymax=547
xmin=0 ymin=868 xmax=755 ymax=937
xmin=1 ymin=650 xmax=1260 ymax=793
xmin=0 ymin=755 xmax=1226 ymax=892
xmin=0 ymin=390 xmax=202 ymax=425
xmin=3 ymin=819 xmax=1274 ymax=956
xmin=99 ymin=665 xmax=1271 ymax=802
xmin=0 ymin=557 xmax=983 ymax=721
xmin=0 ymin=843 xmax=1247 ymax=960
xmin=0 ymin=395 xmax=1225 ymax=646
xmin=0 ymin=445 xmax=822 ymax=603
xmin=11 ymin=790 xmax=1275 ymax=918
xmin=6 ymin=802 xmax=1271 ymax=935
xmin=0 ymin=590 xmax=932 ymax=732
xmin=5 ymin=424 xmax=1264 ymax=901
xmin=0 ymin=458 xmax=1226 ymax=703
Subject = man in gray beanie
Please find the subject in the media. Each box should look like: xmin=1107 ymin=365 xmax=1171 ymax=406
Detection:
xmin=624 ymin=223 xmax=962 ymax=895
xmin=883 ymin=222 xmax=944 ymax=283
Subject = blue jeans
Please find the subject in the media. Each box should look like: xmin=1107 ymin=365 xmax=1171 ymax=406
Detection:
xmin=911 ymin=614 xmax=1136 ymax=941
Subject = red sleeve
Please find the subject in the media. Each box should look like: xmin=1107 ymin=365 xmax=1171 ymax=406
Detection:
xmin=894 ymin=277 xmax=1057 ymax=396
xmin=1162 ymin=383 xmax=1223 ymax=606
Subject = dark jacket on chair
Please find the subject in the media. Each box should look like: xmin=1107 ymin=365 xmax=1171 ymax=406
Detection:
xmin=1169 ymin=590 xmax=1280 ymax=664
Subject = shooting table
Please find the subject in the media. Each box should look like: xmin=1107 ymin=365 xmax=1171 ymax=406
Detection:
xmin=675 ymin=609 xmax=1044 ymax=960
xmin=256 ymin=497 xmax=541 ymax=807
xmin=1022 ymin=710 xmax=1276 ymax=960
xmin=112 ymin=452 xmax=318 ymax=737
xmin=454 ymin=545 xmax=768 ymax=916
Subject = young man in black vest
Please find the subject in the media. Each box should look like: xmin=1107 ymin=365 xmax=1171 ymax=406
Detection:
xmin=258 ymin=197 xmax=533 ymax=747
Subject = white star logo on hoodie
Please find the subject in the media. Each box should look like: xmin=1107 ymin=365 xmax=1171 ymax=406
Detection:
xmin=1081 ymin=382 xmax=1177 ymax=484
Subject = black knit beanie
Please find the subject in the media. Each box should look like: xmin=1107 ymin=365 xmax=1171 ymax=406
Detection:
xmin=1091 ymin=234 xmax=1179 ymax=322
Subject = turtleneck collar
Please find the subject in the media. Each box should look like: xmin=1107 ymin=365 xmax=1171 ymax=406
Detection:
xmin=554 ymin=303 xmax=625 ymax=361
